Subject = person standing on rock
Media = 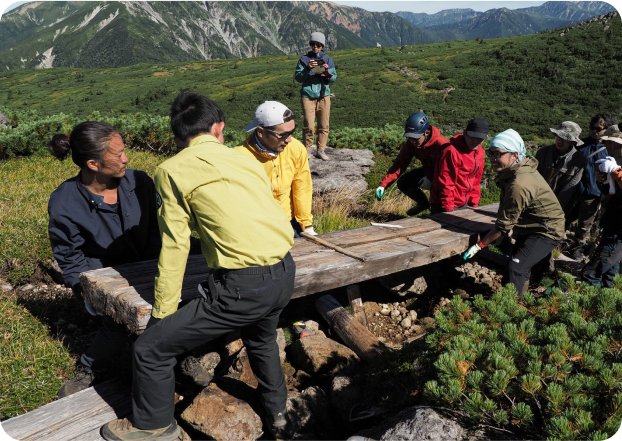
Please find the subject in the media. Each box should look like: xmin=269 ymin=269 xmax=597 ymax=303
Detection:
xmin=429 ymin=118 xmax=488 ymax=213
xmin=101 ymin=91 xmax=296 ymax=441
xmin=47 ymin=121 xmax=161 ymax=398
xmin=375 ymin=112 xmax=450 ymax=216
xmin=536 ymin=121 xmax=587 ymax=225
xmin=462 ymin=129 xmax=565 ymax=298
xmin=295 ymin=31 xmax=337 ymax=161
xmin=235 ymin=100 xmax=316 ymax=238
xmin=567 ymin=113 xmax=615 ymax=261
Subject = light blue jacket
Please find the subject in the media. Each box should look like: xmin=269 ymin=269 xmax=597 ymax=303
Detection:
xmin=295 ymin=51 xmax=337 ymax=99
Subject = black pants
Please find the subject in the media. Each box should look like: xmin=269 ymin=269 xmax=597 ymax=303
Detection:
xmin=131 ymin=253 xmax=296 ymax=429
xmin=583 ymin=232 xmax=622 ymax=288
xmin=507 ymin=234 xmax=559 ymax=297
xmin=396 ymin=167 xmax=429 ymax=207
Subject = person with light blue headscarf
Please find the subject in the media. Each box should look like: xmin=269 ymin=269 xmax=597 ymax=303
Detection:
xmin=462 ymin=129 xmax=565 ymax=298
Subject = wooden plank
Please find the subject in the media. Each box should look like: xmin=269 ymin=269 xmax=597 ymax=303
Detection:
xmin=2 ymin=380 xmax=130 ymax=441
xmin=81 ymin=203 xmax=501 ymax=333
xmin=346 ymin=285 xmax=368 ymax=329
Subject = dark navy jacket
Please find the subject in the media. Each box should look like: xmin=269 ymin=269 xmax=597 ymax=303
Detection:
xmin=48 ymin=169 xmax=161 ymax=289
xmin=577 ymin=136 xmax=608 ymax=198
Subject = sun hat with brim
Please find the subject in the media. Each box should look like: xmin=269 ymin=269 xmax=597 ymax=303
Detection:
xmin=550 ymin=121 xmax=584 ymax=146
xmin=245 ymin=101 xmax=293 ymax=132
xmin=599 ymin=124 xmax=622 ymax=145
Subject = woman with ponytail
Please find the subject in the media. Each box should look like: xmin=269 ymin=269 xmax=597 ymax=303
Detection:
xmin=48 ymin=121 xmax=161 ymax=397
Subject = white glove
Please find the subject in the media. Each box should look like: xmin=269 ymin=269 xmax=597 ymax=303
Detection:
xmin=304 ymin=227 xmax=318 ymax=236
xmin=418 ymin=176 xmax=432 ymax=190
xmin=462 ymin=244 xmax=482 ymax=260
xmin=596 ymin=157 xmax=620 ymax=174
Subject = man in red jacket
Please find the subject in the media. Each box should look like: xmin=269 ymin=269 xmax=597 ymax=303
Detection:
xmin=376 ymin=112 xmax=450 ymax=216
xmin=430 ymin=118 xmax=488 ymax=213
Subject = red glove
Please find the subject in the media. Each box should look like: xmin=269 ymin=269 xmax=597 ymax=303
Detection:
xmin=321 ymin=65 xmax=333 ymax=79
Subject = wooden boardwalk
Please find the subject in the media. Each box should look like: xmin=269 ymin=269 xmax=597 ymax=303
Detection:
xmin=80 ymin=204 xmax=499 ymax=334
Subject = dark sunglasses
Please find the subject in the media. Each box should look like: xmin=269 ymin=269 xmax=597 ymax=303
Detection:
xmin=310 ymin=42 xmax=323 ymax=48
xmin=486 ymin=150 xmax=511 ymax=159
xmin=591 ymin=126 xmax=606 ymax=132
xmin=263 ymin=125 xmax=297 ymax=140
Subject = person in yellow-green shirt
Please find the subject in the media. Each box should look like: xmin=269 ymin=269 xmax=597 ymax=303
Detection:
xmin=101 ymin=91 xmax=295 ymax=441
xmin=235 ymin=101 xmax=316 ymax=238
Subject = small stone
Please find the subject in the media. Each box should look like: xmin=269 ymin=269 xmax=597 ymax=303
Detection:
xmin=374 ymin=312 xmax=380 ymax=317
xmin=455 ymin=289 xmax=469 ymax=299
xmin=20 ymin=284 xmax=34 ymax=292
xmin=398 ymin=307 xmax=408 ymax=316
xmin=481 ymin=276 xmax=493 ymax=285
xmin=408 ymin=310 xmax=417 ymax=321
xmin=467 ymin=270 xmax=476 ymax=277
xmin=380 ymin=306 xmax=391 ymax=316
xmin=400 ymin=318 xmax=412 ymax=328
xmin=390 ymin=310 xmax=401 ymax=320
xmin=378 ymin=336 xmax=386 ymax=342
xmin=393 ymin=302 xmax=400 ymax=308
xmin=1 ymin=283 xmax=13 ymax=292
xmin=420 ymin=317 xmax=436 ymax=331
xmin=400 ymin=302 xmax=406 ymax=307
xmin=411 ymin=325 xmax=423 ymax=334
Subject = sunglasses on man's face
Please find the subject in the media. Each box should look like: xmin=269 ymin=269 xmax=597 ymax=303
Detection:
xmin=591 ymin=126 xmax=606 ymax=132
xmin=263 ymin=126 xmax=297 ymax=140
xmin=486 ymin=150 xmax=511 ymax=159
xmin=310 ymin=42 xmax=323 ymax=48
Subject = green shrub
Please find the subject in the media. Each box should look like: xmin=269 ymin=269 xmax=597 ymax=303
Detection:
xmin=424 ymin=275 xmax=622 ymax=440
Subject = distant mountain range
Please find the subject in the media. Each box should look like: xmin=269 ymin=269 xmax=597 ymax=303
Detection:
xmin=0 ymin=1 xmax=616 ymax=71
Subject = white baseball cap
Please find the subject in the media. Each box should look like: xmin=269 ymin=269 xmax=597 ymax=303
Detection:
xmin=245 ymin=101 xmax=293 ymax=132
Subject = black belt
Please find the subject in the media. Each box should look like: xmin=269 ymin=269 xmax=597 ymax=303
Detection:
xmin=217 ymin=254 xmax=288 ymax=277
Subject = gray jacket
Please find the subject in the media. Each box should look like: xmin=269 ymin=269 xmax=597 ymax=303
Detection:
xmin=535 ymin=144 xmax=587 ymax=215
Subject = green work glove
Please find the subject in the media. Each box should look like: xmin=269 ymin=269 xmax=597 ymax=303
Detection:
xmin=375 ymin=186 xmax=385 ymax=201
xmin=462 ymin=243 xmax=482 ymax=260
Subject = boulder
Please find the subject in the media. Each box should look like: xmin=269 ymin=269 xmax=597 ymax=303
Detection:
xmin=357 ymin=406 xmax=466 ymax=441
xmin=329 ymin=376 xmax=361 ymax=424
xmin=378 ymin=268 xmax=428 ymax=296
xmin=180 ymin=381 xmax=263 ymax=441
xmin=0 ymin=111 xmax=9 ymax=128
xmin=289 ymin=334 xmax=359 ymax=375
xmin=282 ymin=386 xmax=336 ymax=439
xmin=308 ymin=147 xmax=374 ymax=195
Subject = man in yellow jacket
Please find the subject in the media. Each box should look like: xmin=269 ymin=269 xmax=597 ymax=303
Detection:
xmin=101 ymin=92 xmax=295 ymax=441
xmin=235 ymin=101 xmax=316 ymax=237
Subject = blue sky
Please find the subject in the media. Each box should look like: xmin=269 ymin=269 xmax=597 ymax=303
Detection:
xmin=5 ymin=0 xmax=546 ymax=14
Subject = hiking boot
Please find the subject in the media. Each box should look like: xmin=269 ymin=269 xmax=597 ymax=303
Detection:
xmin=264 ymin=411 xmax=288 ymax=440
xmin=406 ymin=203 xmax=430 ymax=217
xmin=570 ymin=246 xmax=585 ymax=262
xmin=58 ymin=363 xmax=95 ymax=398
xmin=315 ymin=150 xmax=330 ymax=161
xmin=101 ymin=418 xmax=179 ymax=441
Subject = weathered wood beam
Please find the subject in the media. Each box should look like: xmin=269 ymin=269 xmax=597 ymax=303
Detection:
xmin=346 ymin=285 xmax=368 ymax=329
xmin=316 ymin=294 xmax=386 ymax=363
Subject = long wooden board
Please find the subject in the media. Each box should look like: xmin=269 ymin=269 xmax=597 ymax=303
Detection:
xmin=81 ymin=204 xmax=499 ymax=334
xmin=2 ymin=380 xmax=130 ymax=441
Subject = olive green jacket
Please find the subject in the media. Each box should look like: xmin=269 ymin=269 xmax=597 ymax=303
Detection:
xmin=496 ymin=157 xmax=565 ymax=241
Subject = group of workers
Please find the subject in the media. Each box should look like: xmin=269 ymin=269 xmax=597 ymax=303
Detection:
xmin=44 ymin=30 xmax=622 ymax=441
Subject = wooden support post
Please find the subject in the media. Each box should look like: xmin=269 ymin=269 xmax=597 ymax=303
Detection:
xmin=346 ymin=285 xmax=368 ymax=329
xmin=316 ymin=295 xmax=386 ymax=364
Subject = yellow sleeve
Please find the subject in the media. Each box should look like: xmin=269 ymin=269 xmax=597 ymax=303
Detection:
xmin=292 ymin=146 xmax=313 ymax=230
xmin=152 ymin=167 xmax=193 ymax=318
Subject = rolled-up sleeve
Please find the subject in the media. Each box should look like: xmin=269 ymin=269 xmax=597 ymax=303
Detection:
xmin=152 ymin=168 xmax=193 ymax=319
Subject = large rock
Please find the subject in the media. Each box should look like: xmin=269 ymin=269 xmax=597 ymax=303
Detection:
xmin=0 ymin=111 xmax=9 ymax=128
xmin=378 ymin=267 xmax=428 ymax=296
xmin=330 ymin=376 xmax=361 ymax=424
xmin=289 ymin=334 xmax=359 ymax=375
xmin=308 ymin=147 xmax=374 ymax=195
xmin=282 ymin=386 xmax=336 ymax=439
xmin=180 ymin=381 xmax=263 ymax=441
xmin=357 ymin=406 xmax=466 ymax=441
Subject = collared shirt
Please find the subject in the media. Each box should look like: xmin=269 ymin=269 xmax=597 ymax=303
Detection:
xmin=234 ymin=136 xmax=313 ymax=229
xmin=48 ymin=169 xmax=161 ymax=289
xmin=152 ymin=134 xmax=293 ymax=318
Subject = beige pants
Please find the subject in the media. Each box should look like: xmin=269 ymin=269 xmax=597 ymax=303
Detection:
xmin=301 ymin=96 xmax=331 ymax=151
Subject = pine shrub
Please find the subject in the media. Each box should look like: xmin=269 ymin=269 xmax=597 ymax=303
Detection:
xmin=424 ymin=275 xmax=622 ymax=440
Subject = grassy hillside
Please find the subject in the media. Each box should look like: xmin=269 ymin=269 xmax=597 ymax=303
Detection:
xmin=1 ymin=13 xmax=620 ymax=142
